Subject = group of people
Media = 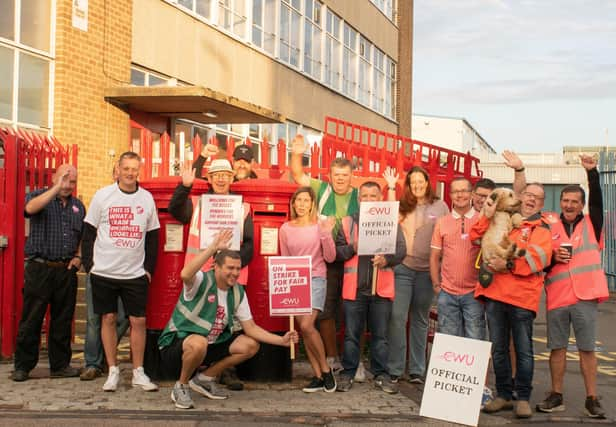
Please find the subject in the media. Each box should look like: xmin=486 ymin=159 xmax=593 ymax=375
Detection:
xmin=11 ymin=138 xmax=609 ymax=419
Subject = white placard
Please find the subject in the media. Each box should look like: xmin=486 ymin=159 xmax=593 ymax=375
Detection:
xmin=357 ymin=201 xmax=399 ymax=255
xmin=200 ymin=194 xmax=242 ymax=251
xmin=163 ymin=223 xmax=184 ymax=252
xmin=420 ymin=333 xmax=492 ymax=427
xmin=72 ymin=0 xmax=88 ymax=31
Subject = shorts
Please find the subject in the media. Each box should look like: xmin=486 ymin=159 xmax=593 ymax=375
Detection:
xmin=160 ymin=333 xmax=242 ymax=379
xmin=311 ymin=277 xmax=326 ymax=312
xmin=318 ymin=262 xmax=343 ymax=321
xmin=91 ymin=273 xmax=148 ymax=317
xmin=546 ymin=300 xmax=598 ymax=351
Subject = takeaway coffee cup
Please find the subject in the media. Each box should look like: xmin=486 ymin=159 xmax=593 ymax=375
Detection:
xmin=560 ymin=243 xmax=573 ymax=258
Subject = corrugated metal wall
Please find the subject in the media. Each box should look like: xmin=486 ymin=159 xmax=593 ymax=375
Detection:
xmin=599 ymin=152 xmax=615 ymax=291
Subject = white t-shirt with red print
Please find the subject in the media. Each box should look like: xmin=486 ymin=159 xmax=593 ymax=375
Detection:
xmin=85 ymin=183 xmax=160 ymax=279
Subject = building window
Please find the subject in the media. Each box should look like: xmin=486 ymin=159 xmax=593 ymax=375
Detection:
xmin=358 ymin=36 xmax=372 ymax=106
xmin=0 ymin=0 xmax=53 ymax=129
xmin=279 ymin=0 xmax=301 ymax=67
xmin=303 ymin=0 xmax=322 ymax=80
xmin=219 ymin=0 xmax=247 ymax=38
xmin=342 ymin=23 xmax=357 ymax=99
xmin=324 ymin=10 xmax=341 ymax=90
xmin=385 ymin=58 xmax=396 ymax=119
xmin=370 ymin=0 xmax=395 ymax=22
xmin=130 ymin=66 xmax=172 ymax=86
xmin=372 ymin=47 xmax=385 ymax=113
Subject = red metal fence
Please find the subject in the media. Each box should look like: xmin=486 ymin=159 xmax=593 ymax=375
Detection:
xmin=135 ymin=116 xmax=483 ymax=205
xmin=0 ymin=127 xmax=78 ymax=358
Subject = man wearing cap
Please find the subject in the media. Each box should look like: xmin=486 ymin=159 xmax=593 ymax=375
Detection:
xmin=167 ymin=158 xmax=254 ymax=391
xmin=193 ymin=144 xmax=258 ymax=181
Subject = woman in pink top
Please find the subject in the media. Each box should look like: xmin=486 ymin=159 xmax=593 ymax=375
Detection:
xmin=279 ymin=186 xmax=337 ymax=393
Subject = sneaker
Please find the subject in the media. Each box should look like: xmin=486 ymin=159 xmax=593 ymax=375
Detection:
xmin=536 ymin=391 xmax=565 ymax=413
xmin=408 ymin=374 xmax=424 ymax=384
xmin=219 ymin=367 xmax=244 ymax=391
xmin=132 ymin=367 xmax=158 ymax=391
xmin=481 ymin=387 xmax=494 ymax=410
xmin=336 ymin=374 xmax=353 ymax=392
xmin=515 ymin=400 xmax=532 ymax=418
xmin=171 ymin=382 xmax=194 ymax=409
xmin=585 ymin=396 xmax=606 ymax=419
xmin=50 ymin=366 xmax=80 ymax=378
xmin=354 ymin=361 xmax=366 ymax=383
xmin=327 ymin=356 xmax=343 ymax=374
xmin=103 ymin=366 xmax=120 ymax=392
xmin=374 ymin=375 xmax=399 ymax=394
xmin=189 ymin=376 xmax=229 ymax=400
xmin=482 ymin=397 xmax=514 ymax=413
xmin=80 ymin=367 xmax=102 ymax=381
xmin=390 ymin=376 xmax=399 ymax=384
xmin=302 ymin=376 xmax=324 ymax=393
xmin=322 ymin=370 xmax=337 ymax=393
xmin=11 ymin=369 xmax=29 ymax=382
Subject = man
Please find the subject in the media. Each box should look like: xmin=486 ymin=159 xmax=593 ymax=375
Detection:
xmin=430 ymin=178 xmax=492 ymax=405
xmin=82 ymin=151 xmax=160 ymax=392
xmin=536 ymin=155 xmax=608 ymax=419
xmin=80 ymin=164 xmax=129 ymax=381
xmin=291 ymin=134 xmax=359 ymax=372
xmin=334 ymin=182 xmax=406 ymax=393
xmin=12 ymin=165 xmax=85 ymax=382
xmin=193 ymin=143 xmax=258 ymax=181
xmin=473 ymin=177 xmax=552 ymax=418
xmin=158 ymin=233 xmax=298 ymax=409
xmin=471 ymin=178 xmax=496 ymax=213
xmin=168 ymin=158 xmax=254 ymax=390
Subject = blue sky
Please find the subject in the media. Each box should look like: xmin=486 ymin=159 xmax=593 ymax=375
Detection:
xmin=412 ymin=0 xmax=616 ymax=153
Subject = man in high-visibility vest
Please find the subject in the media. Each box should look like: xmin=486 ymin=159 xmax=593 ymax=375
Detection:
xmin=334 ymin=181 xmax=406 ymax=393
xmin=168 ymin=159 xmax=253 ymax=391
xmin=535 ymin=155 xmax=609 ymax=419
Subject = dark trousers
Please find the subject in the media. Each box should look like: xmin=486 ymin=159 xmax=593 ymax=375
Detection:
xmin=14 ymin=261 xmax=78 ymax=372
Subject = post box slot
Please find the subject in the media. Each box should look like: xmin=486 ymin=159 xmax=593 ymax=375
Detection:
xmin=253 ymin=211 xmax=286 ymax=217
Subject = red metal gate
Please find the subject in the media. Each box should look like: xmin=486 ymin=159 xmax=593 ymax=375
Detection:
xmin=0 ymin=128 xmax=77 ymax=359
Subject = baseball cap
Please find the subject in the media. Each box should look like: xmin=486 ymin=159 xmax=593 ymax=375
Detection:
xmin=207 ymin=159 xmax=233 ymax=174
xmin=233 ymin=145 xmax=254 ymax=162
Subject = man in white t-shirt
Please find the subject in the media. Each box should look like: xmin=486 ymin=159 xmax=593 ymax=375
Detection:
xmin=158 ymin=231 xmax=298 ymax=409
xmin=81 ymin=151 xmax=160 ymax=393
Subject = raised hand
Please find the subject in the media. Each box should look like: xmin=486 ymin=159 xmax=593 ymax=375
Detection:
xmin=318 ymin=215 xmax=336 ymax=235
xmin=502 ymin=150 xmax=523 ymax=170
xmin=579 ymin=154 xmax=597 ymax=171
xmin=383 ymin=166 xmax=399 ymax=189
xmin=201 ymin=143 xmax=219 ymax=158
xmin=212 ymin=229 xmax=234 ymax=251
xmin=181 ymin=166 xmax=196 ymax=187
xmin=291 ymin=134 xmax=307 ymax=156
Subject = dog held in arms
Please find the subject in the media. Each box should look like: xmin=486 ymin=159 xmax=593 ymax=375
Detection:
xmin=481 ymin=188 xmax=525 ymax=272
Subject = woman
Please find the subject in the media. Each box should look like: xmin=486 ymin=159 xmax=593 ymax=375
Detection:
xmin=279 ymin=186 xmax=337 ymax=393
xmin=387 ymin=166 xmax=449 ymax=383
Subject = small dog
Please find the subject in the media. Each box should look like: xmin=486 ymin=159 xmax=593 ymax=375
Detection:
xmin=481 ymin=188 xmax=525 ymax=272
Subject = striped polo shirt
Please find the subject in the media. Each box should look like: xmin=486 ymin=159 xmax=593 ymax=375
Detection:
xmin=430 ymin=207 xmax=480 ymax=295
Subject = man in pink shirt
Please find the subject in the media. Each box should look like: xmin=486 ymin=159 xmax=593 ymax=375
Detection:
xmin=430 ymin=177 xmax=486 ymax=338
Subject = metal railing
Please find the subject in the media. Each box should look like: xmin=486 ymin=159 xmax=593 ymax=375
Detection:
xmin=599 ymin=151 xmax=616 ymax=291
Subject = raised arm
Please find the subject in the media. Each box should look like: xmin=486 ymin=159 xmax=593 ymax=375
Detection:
xmin=25 ymin=165 xmax=73 ymax=215
xmin=180 ymin=229 xmax=233 ymax=285
xmin=290 ymin=135 xmax=311 ymax=186
xmin=580 ymin=154 xmax=603 ymax=240
xmin=503 ymin=150 xmax=526 ymax=196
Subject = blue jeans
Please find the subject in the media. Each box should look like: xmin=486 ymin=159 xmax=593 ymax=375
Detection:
xmin=437 ymin=289 xmax=486 ymax=340
xmin=387 ymin=265 xmax=433 ymax=377
xmin=485 ymin=298 xmax=535 ymax=401
xmin=341 ymin=293 xmax=392 ymax=378
xmin=84 ymin=274 xmax=130 ymax=369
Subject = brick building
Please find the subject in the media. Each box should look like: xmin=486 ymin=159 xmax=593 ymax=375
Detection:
xmin=1 ymin=0 xmax=413 ymax=203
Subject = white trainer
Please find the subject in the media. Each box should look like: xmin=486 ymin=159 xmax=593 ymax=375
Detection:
xmin=354 ymin=361 xmax=367 ymax=383
xmin=103 ymin=366 xmax=120 ymax=392
xmin=132 ymin=367 xmax=159 ymax=391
